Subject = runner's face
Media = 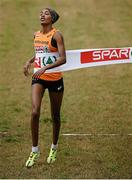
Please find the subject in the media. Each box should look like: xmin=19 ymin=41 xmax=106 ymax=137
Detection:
xmin=40 ymin=9 xmax=52 ymax=24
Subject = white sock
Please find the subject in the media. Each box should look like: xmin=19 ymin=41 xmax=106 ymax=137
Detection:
xmin=51 ymin=143 xmax=58 ymax=150
xmin=32 ymin=146 xmax=39 ymax=153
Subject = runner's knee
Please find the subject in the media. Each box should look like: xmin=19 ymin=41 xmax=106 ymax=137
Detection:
xmin=31 ymin=107 xmax=40 ymax=119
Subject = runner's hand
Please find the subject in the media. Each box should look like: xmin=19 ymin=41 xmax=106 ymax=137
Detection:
xmin=32 ymin=67 xmax=47 ymax=79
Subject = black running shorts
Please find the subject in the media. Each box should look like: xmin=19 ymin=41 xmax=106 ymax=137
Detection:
xmin=32 ymin=78 xmax=64 ymax=92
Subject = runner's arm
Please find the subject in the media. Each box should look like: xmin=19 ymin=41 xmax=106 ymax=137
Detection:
xmin=45 ymin=31 xmax=66 ymax=70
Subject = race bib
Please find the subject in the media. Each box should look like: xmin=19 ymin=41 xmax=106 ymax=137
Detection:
xmin=34 ymin=52 xmax=59 ymax=73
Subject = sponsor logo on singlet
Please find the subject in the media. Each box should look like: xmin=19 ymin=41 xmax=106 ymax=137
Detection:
xmin=35 ymin=46 xmax=50 ymax=53
xmin=34 ymin=40 xmax=49 ymax=45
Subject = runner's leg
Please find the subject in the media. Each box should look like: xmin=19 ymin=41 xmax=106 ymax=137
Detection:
xmin=49 ymin=91 xmax=63 ymax=145
xmin=31 ymin=83 xmax=45 ymax=146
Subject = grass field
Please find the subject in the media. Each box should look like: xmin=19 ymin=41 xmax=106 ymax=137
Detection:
xmin=0 ymin=0 xmax=132 ymax=178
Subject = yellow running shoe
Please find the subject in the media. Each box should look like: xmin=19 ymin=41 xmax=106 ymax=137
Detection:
xmin=47 ymin=148 xmax=57 ymax=164
xmin=25 ymin=151 xmax=40 ymax=168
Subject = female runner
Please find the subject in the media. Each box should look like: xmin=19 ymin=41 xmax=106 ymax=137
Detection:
xmin=24 ymin=8 xmax=66 ymax=167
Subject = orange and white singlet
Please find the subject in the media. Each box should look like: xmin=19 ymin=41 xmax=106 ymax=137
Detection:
xmin=34 ymin=28 xmax=62 ymax=81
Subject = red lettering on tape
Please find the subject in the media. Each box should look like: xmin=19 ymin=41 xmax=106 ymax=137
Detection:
xmin=81 ymin=48 xmax=130 ymax=63
xmin=34 ymin=57 xmax=41 ymax=68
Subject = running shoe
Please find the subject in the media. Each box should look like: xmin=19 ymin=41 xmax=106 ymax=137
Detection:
xmin=47 ymin=148 xmax=57 ymax=163
xmin=25 ymin=151 xmax=40 ymax=167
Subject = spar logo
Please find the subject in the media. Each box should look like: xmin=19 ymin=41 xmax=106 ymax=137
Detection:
xmin=81 ymin=48 xmax=131 ymax=63
xmin=34 ymin=56 xmax=57 ymax=68
xmin=42 ymin=56 xmax=57 ymax=66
